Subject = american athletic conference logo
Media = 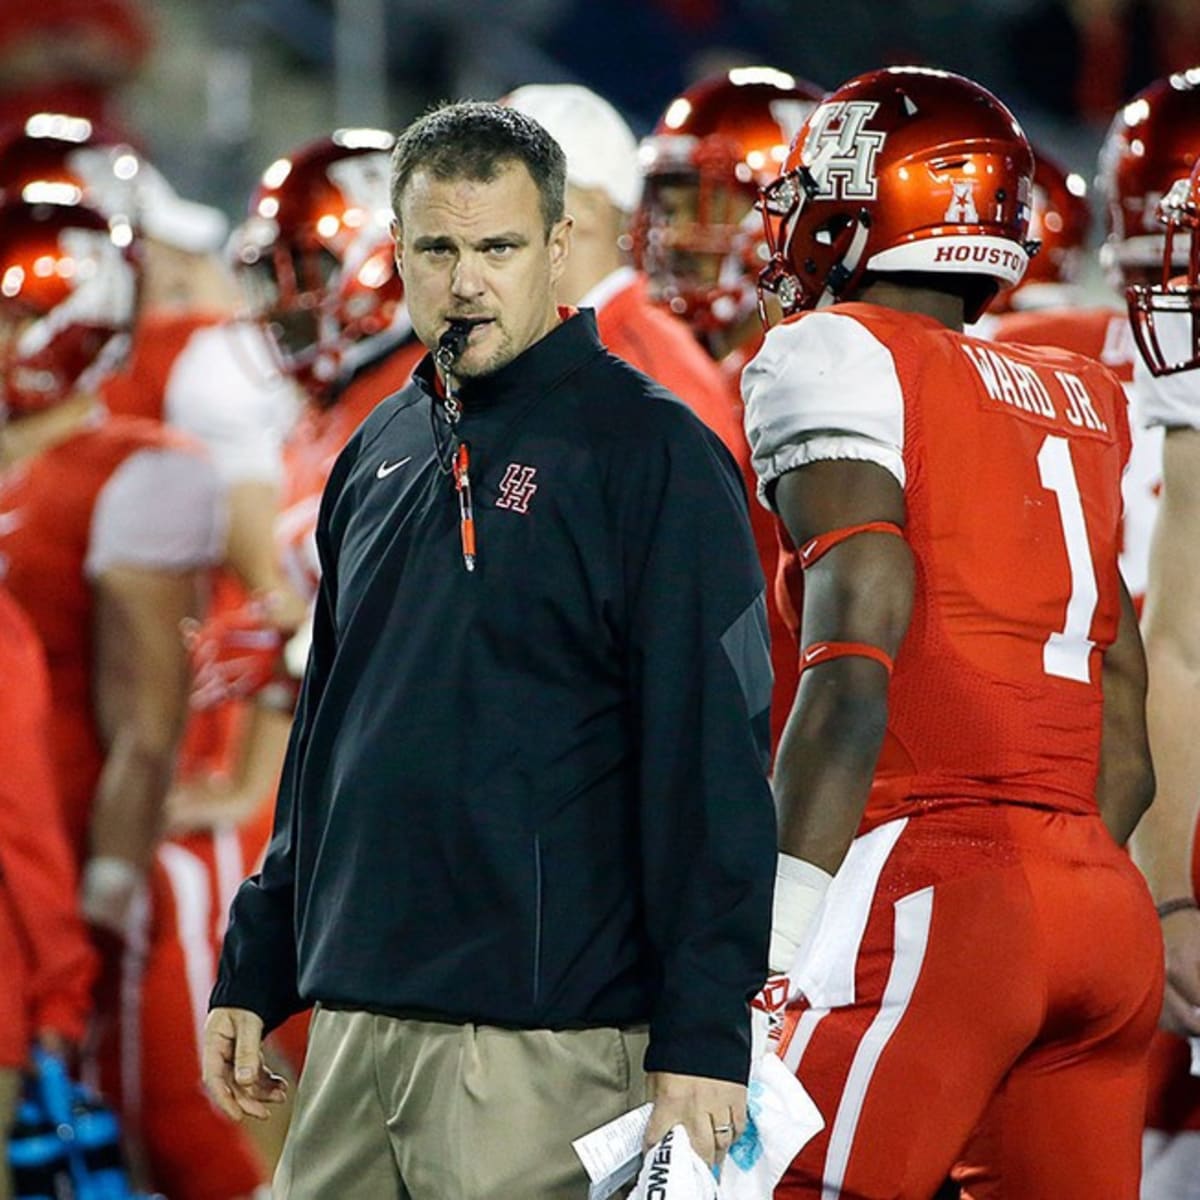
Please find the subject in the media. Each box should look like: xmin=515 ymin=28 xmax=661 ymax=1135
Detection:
xmin=802 ymin=101 xmax=885 ymax=201
xmin=496 ymin=463 xmax=538 ymax=513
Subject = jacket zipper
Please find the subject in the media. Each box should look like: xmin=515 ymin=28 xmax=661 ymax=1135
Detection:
xmin=532 ymin=833 xmax=543 ymax=1006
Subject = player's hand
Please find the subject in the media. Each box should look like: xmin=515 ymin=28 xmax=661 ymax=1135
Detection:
xmin=644 ymin=1072 xmax=747 ymax=1168
xmin=202 ymin=1007 xmax=287 ymax=1122
xmin=182 ymin=602 xmax=289 ymax=711
xmin=1161 ymin=909 xmax=1200 ymax=1036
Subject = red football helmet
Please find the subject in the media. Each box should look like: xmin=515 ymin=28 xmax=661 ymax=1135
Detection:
xmin=0 ymin=112 xmax=225 ymax=253
xmin=758 ymin=67 xmax=1036 ymax=323
xmin=1126 ymin=156 xmax=1200 ymax=375
xmin=1097 ymin=69 xmax=1200 ymax=281
xmin=231 ymin=128 xmax=404 ymax=401
xmin=635 ymin=67 xmax=825 ymax=335
xmin=0 ymin=113 xmax=134 ymax=212
xmin=0 ymin=198 xmax=138 ymax=416
xmin=993 ymin=149 xmax=1091 ymax=312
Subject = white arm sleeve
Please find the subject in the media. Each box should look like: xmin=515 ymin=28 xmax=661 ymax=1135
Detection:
xmin=86 ymin=448 xmax=227 ymax=577
xmin=741 ymin=310 xmax=907 ymax=510
xmin=1134 ymin=313 xmax=1200 ymax=429
xmin=164 ymin=323 xmax=299 ymax=485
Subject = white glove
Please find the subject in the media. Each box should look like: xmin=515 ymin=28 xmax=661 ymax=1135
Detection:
xmin=80 ymin=856 xmax=142 ymax=936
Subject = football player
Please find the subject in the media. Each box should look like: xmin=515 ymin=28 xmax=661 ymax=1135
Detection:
xmin=637 ymin=68 xmax=826 ymax=749
xmin=0 ymin=112 xmax=298 ymax=603
xmin=1125 ymin=146 xmax=1200 ymax=1200
xmin=86 ymin=129 xmax=420 ymax=1197
xmin=743 ymin=66 xmax=1160 ymax=1197
xmin=0 ymin=582 xmax=97 ymax=1200
xmin=972 ymin=148 xmax=1091 ymax=329
xmin=0 ymin=193 xmax=274 ymax=1199
xmin=989 ymin=74 xmax=1200 ymax=609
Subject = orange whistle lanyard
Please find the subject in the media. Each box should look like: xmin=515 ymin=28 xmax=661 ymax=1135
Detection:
xmin=453 ymin=441 xmax=477 ymax=573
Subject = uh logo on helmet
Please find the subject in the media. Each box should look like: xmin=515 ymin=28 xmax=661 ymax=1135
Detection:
xmin=757 ymin=66 xmax=1038 ymax=324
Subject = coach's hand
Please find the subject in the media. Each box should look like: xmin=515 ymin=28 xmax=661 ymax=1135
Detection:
xmin=644 ymin=1071 xmax=747 ymax=1168
xmin=202 ymin=1006 xmax=288 ymax=1122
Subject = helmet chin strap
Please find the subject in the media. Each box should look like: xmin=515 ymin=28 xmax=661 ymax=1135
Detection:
xmin=820 ymin=214 xmax=871 ymax=307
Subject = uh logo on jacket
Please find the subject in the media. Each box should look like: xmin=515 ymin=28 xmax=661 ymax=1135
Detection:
xmin=495 ymin=463 xmax=538 ymax=513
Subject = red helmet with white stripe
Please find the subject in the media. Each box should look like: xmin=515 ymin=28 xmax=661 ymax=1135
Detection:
xmin=1098 ymin=69 xmax=1200 ymax=282
xmin=0 ymin=198 xmax=137 ymax=416
xmin=0 ymin=112 xmax=226 ymax=252
xmin=635 ymin=67 xmax=824 ymax=335
xmin=232 ymin=128 xmax=404 ymax=401
xmin=758 ymin=67 xmax=1036 ymax=323
xmin=1127 ymin=154 xmax=1200 ymax=375
xmin=994 ymin=149 xmax=1091 ymax=312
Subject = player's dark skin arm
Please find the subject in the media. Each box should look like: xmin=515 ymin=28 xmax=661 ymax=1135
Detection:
xmin=1097 ymin=575 xmax=1154 ymax=846
xmin=772 ymin=459 xmax=915 ymax=874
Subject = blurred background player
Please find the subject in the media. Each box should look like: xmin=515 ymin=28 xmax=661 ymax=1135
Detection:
xmin=990 ymin=74 xmax=1200 ymax=610
xmin=96 ymin=127 xmax=418 ymax=1197
xmin=637 ymin=67 xmax=824 ymax=749
xmin=173 ymin=125 xmax=420 ymax=840
xmin=503 ymin=82 xmax=744 ymax=457
xmin=972 ymin=148 xmax=1092 ymax=333
xmin=0 ymin=114 xmax=299 ymax=1198
xmin=1125 ymin=150 xmax=1200 ymax=1200
xmin=744 ymin=66 xmax=1160 ymax=1197
xmin=0 ymin=193 xmax=223 ymax=904
xmin=636 ymin=67 xmax=824 ymax=383
xmin=0 ymin=112 xmax=299 ymax=604
xmin=0 ymin=582 xmax=97 ymax=1200
xmin=0 ymin=195 xmax=242 ymax=1195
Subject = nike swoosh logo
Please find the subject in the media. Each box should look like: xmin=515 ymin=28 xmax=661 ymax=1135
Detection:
xmin=802 ymin=644 xmax=828 ymax=663
xmin=376 ymin=456 xmax=413 ymax=479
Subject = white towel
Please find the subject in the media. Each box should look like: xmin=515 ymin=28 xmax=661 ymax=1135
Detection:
xmin=720 ymin=1054 xmax=825 ymax=1199
xmin=631 ymin=1125 xmax=718 ymax=1200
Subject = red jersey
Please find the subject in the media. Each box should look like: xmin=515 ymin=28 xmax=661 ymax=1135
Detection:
xmin=0 ymin=415 xmax=222 ymax=857
xmin=101 ymin=311 xmax=222 ymax=422
xmin=989 ymin=305 xmax=1161 ymax=606
xmin=590 ymin=270 xmax=745 ymax=458
xmin=0 ymin=585 xmax=96 ymax=1064
xmin=744 ymin=303 xmax=1131 ymax=828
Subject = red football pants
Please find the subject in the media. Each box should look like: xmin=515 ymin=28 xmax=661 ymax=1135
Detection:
xmin=98 ymin=816 xmax=280 ymax=1200
xmin=778 ymin=804 xmax=1162 ymax=1200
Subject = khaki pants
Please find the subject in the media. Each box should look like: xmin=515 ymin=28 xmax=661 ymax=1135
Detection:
xmin=274 ymin=1007 xmax=648 ymax=1199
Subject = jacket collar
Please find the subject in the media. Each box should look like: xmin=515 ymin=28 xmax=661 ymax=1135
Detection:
xmin=412 ymin=308 xmax=601 ymax=411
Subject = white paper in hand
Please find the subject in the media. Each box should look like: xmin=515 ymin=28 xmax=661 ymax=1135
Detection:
xmin=631 ymin=1125 xmax=718 ymax=1200
xmin=572 ymin=1102 xmax=653 ymax=1200
xmin=720 ymin=1053 xmax=824 ymax=1199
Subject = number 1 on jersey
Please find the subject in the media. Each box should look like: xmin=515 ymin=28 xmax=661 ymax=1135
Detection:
xmin=1037 ymin=434 xmax=1098 ymax=683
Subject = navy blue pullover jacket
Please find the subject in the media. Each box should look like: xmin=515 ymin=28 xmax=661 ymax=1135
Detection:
xmin=211 ymin=311 xmax=776 ymax=1083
